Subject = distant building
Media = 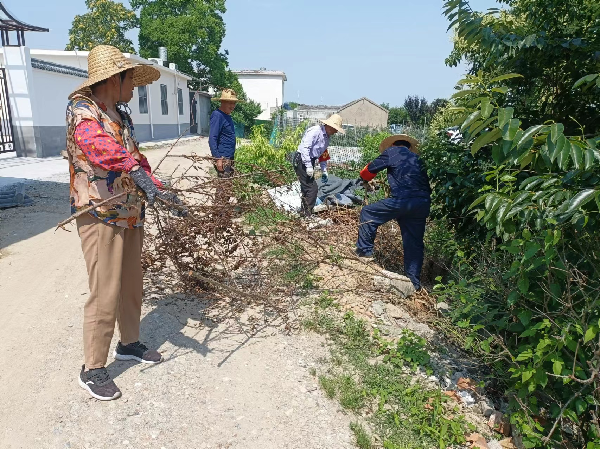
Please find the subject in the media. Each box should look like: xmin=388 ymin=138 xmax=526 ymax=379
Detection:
xmin=337 ymin=97 xmax=389 ymax=128
xmin=285 ymin=104 xmax=340 ymax=123
xmin=233 ymin=69 xmax=286 ymax=120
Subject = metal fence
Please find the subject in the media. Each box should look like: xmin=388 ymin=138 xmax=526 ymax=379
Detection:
xmin=271 ymin=115 xmax=428 ymax=160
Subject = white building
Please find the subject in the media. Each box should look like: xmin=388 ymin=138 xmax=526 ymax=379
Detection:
xmin=233 ymin=69 xmax=286 ymax=121
xmin=0 ymin=47 xmax=210 ymax=158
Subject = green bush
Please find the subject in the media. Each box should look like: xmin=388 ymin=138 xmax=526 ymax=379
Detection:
xmin=424 ymin=71 xmax=600 ymax=447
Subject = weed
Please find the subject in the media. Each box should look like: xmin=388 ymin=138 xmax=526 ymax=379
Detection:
xmin=245 ymin=206 xmax=290 ymax=230
xmin=305 ymin=305 xmax=470 ymax=449
xmin=338 ymin=375 xmax=365 ymax=411
xmin=350 ymin=422 xmax=372 ymax=449
xmin=317 ymin=290 xmax=338 ymax=309
xmin=319 ymin=375 xmax=337 ymax=399
xmin=309 ymin=367 xmax=317 ymax=377
xmin=375 ymin=329 xmax=432 ymax=373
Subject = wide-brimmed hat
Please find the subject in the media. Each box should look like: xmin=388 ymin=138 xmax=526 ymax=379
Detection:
xmin=70 ymin=45 xmax=160 ymax=98
xmin=379 ymin=134 xmax=420 ymax=154
xmin=212 ymin=88 xmax=244 ymax=103
xmin=320 ymin=113 xmax=345 ymax=134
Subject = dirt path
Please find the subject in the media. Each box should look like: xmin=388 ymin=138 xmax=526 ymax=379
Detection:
xmin=0 ymin=138 xmax=353 ymax=449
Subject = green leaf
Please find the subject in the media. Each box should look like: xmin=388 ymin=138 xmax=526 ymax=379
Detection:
xmin=516 ymin=349 xmax=533 ymax=361
xmin=551 ymin=135 xmax=566 ymax=163
xmin=585 ymin=148 xmax=595 ymax=170
xmin=550 ymin=123 xmax=564 ymax=143
xmin=522 ymin=369 xmax=534 ymax=382
xmin=567 ymin=189 xmax=596 ymax=213
xmin=452 ymin=89 xmax=478 ymax=99
xmin=468 ymin=194 xmax=489 ymax=210
xmin=553 ymin=360 xmax=563 ymax=376
xmin=471 ymin=128 xmax=502 ymax=155
xmin=571 ymin=143 xmax=583 ymax=169
xmin=518 ymin=125 xmax=546 ymax=149
xmin=518 ymin=274 xmax=529 ymax=294
xmin=503 ymin=119 xmax=521 ymax=141
xmin=518 ymin=310 xmax=532 ymax=326
xmin=489 ymin=73 xmax=524 ymax=83
xmin=575 ymin=399 xmax=588 ymax=416
xmin=557 ymin=139 xmax=571 ymax=170
xmin=584 ymin=326 xmax=598 ymax=343
xmin=523 ymin=243 xmax=541 ymax=260
xmin=574 ymin=74 xmax=599 ymax=89
xmin=498 ymin=107 xmax=514 ymax=129
xmin=492 ymin=86 xmax=509 ymax=94
xmin=461 ymin=111 xmax=481 ymax=132
xmin=481 ymin=99 xmax=494 ymax=119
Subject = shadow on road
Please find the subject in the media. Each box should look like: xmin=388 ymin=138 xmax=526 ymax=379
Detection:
xmin=0 ymin=179 xmax=70 ymax=250
xmin=106 ymin=289 xmax=285 ymax=380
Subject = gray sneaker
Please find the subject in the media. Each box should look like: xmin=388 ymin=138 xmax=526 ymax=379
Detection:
xmin=114 ymin=341 xmax=163 ymax=364
xmin=78 ymin=365 xmax=121 ymax=401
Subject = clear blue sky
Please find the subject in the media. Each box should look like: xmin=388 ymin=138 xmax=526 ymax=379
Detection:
xmin=17 ymin=0 xmax=499 ymax=107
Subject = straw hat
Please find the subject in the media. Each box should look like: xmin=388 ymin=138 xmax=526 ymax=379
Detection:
xmin=212 ymin=88 xmax=244 ymax=103
xmin=320 ymin=113 xmax=345 ymax=134
xmin=70 ymin=45 xmax=160 ymax=98
xmin=379 ymin=134 xmax=420 ymax=154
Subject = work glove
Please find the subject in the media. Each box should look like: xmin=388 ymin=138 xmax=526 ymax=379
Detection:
xmin=357 ymin=177 xmax=374 ymax=192
xmin=321 ymin=169 xmax=329 ymax=183
xmin=130 ymin=168 xmax=188 ymax=217
xmin=306 ymin=166 xmax=314 ymax=178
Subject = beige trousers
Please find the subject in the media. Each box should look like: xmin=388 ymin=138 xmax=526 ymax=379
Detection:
xmin=77 ymin=214 xmax=144 ymax=369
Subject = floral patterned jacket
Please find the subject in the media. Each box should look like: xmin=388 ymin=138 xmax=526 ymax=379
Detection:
xmin=66 ymin=94 xmax=161 ymax=229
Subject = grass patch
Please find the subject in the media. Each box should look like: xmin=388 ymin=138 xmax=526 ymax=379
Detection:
xmin=305 ymin=307 xmax=474 ymax=449
xmin=350 ymin=422 xmax=372 ymax=449
xmin=245 ymin=206 xmax=290 ymax=229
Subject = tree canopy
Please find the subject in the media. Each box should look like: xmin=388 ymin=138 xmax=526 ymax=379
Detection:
xmin=131 ymin=0 xmax=230 ymax=88
xmin=445 ymin=0 xmax=600 ymax=134
xmin=66 ymin=0 xmax=138 ymax=53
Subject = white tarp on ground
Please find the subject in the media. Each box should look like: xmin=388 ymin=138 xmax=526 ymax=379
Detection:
xmin=267 ymin=181 xmax=303 ymax=213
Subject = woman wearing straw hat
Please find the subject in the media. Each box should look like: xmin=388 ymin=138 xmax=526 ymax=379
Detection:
xmin=66 ymin=45 xmax=184 ymax=400
xmin=293 ymin=113 xmax=345 ymax=217
xmin=355 ymin=135 xmax=431 ymax=290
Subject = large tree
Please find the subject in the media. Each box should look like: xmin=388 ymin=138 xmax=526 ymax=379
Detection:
xmin=66 ymin=0 xmax=138 ymax=53
xmin=444 ymin=0 xmax=600 ymax=134
xmin=131 ymin=0 xmax=230 ymax=88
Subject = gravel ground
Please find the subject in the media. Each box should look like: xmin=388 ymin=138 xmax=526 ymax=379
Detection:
xmin=0 ymin=139 xmax=354 ymax=449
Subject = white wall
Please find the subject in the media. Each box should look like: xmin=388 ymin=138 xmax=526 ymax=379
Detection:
xmin=31 ymin=69 xmax=84 ymax=126
xmin=236 ymin=74 xmax=284 ymax=120
xmin=28 ymin=51 xmax=191 ymax=138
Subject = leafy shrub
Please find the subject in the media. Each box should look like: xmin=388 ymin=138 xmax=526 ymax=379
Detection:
xmin=425 ymin=71 xmax=600 ymax=447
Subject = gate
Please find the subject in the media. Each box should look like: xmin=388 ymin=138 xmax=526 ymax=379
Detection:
xmin=0 ymin=68 xmax=14 ymax=154
xmin=189 ymin=92 xmax=198 ymax=134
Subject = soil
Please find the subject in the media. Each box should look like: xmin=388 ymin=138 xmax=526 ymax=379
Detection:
xmin=0 ymin=138 xmax=354 ymax=449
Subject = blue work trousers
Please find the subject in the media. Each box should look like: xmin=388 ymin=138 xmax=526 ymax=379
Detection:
xmin=356 ymin=197 xmax=430 ymax=289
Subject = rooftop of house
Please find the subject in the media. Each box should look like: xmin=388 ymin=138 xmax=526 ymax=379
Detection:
xmin=0 ymin=49 xmax=193 ymax=80
xmin=233 ymin=69 xmax=287 ymax=81
xmin=338 ymin=97 xmax=389 ymax=113
xmin=30 ymin=58 xmax=87 ymax=78
xmin=295 ymin=104 xmax=340 ymax=110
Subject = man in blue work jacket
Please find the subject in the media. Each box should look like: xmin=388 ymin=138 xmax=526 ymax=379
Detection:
xmin=356 ymin=134 xmax=431 ymax=290
xmin=209 ymin=88 xmax=242 ymax=208
xmin=209 ymin=88 xmax=241 ymax=178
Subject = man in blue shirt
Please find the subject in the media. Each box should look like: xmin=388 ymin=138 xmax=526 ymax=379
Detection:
xmin=293 ymin=113 xmax=345 ymax=217
xmin=209 ymin=88 xmax=240 ymax=178
xmin=356 ymin=134 xmax=431 ymax=290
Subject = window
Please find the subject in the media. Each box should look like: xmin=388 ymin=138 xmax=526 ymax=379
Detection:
xmin=160 ymin=84 xmax=168 ymax=115
xmin=177 ymin=88 xmax=184 ymax=116
xmin=138 ymin=86 xmax=148 ymax=114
